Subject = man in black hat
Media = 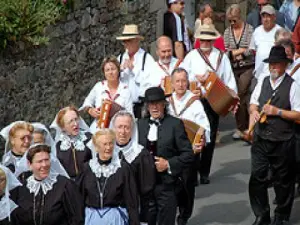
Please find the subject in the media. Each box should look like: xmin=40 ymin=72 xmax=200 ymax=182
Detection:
xmin=137 ymin=86 xmax=194 ymax=225
xmin=248 ymin=45 xmax=300 ymax=225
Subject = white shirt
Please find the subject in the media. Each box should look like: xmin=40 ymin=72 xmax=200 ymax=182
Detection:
xmin=250 ymin=74 xmax=300 ymax=112
xmin=182 ymin=47 xmax=238 ymax=93
xmin=118 ymin=48 xmax=157 ymax=102
xmin=79 ymin=80 xmax=133 ymax=133
xmin=287 ymin=57 xmax=300 ymax=86
xmin=168 ymin=90 xmax=211 ymax=143
xmin=249 ymin=24 xmax=281 ymax=82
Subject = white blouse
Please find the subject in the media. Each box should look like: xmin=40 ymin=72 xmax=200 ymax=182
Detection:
xmin=79 ymin=80 xmax=133 ymax=133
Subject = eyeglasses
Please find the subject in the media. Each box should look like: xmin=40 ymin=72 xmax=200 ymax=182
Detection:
xmin=16 ymin=134 xmax=32 ymax=142
xmin=66 ymin=117 xmax=80 ymax=126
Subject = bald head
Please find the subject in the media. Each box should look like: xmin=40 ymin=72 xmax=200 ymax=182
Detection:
xmin=156 ymin=36 xmax=173 ymax=65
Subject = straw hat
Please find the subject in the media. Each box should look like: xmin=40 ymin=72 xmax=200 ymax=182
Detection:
xmin=116 ymin=24 xmax=144 ymax=41
xmin=194 ymin=24 xmax=220 ymax=40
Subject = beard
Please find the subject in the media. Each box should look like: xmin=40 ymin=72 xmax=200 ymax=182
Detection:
xmin=160 ymin=57 xmax=171 ymax=65
xmin=270 ymin=70 xmax=280 ymax=80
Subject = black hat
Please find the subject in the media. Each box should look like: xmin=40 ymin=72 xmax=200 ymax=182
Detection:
xmin=142 ymin=87 xmax=171 ymax=102
xmin=263 ymin=45 xmax=293 ymax=64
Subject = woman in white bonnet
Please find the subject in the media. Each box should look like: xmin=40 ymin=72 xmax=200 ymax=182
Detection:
xmin=0 ymin=165 xmax=21 ymax=225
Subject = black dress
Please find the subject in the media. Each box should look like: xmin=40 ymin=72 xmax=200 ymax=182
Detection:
xmin=118 ymin=146 xmax=156 ymax=222
xmin=10 ymin=175 xmax=84 ymax=225
xmin=77 ymin=157 xmax=140 ymax=225
xmin=56 ymin=132 xmax=92 ymax=179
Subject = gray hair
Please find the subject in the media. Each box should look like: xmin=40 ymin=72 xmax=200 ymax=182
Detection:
xmin=112 ymin=110 xmax=135 ymax=130
xmin=277 ymin=39 xmax=295 ymax=55
xmin=226 ymin=4 xmax=241 ymax=18
xmin=171 ymin=67 xmax=189 ymax=80
xmin=274 ymin=28 xmax=292 ymax=42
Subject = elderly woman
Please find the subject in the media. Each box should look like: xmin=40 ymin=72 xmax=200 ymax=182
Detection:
xmin=77 ymin=129 xmax=139 ymax=225
xmin=1 ymin=121 xmax=33 ymax=173
xmin=0 ymin=165 xmax=21 ymax=225
xmin=80 ymin=56 xmax=133 ymax=133
xmin=10 ymin=144 xmax=84 ymax=225
xmin=224 ymin=4 xmax=254 ymax=139
xmin=50 ymin=106 xmax=92 ymax=179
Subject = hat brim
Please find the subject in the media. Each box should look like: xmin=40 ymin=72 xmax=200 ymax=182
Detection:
xmin=263 ymin=58 xmax=293 ymax=63
xmin=196 ymin=34 xmax=219 ymax=40
xmin=116 ymin=35 xmax=144 ymax=41
xmin=140 ymin=94 xmax=172 ymax=103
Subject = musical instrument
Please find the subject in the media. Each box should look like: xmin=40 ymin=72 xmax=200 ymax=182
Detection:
xmin=97 ymin=100 xmax=124 ymax=128
xmin=203 ymin=72 xmax=239 ymax=116
xmin=182 ymin=119 xmax=205 ymax=153
xmin=164 ymin=76 xmax=173 ymax=95
xmin=189 ymin=81 xmax=198 ymax=92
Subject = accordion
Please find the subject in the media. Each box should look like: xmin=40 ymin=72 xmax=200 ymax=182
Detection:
xmin=164 ymin=76 xmax=173 ymax=95
xmin=182 ymin=119 xmax=205 ymax=153
xmin=97 ymin=100 xmax=124 ymax=128
xmin=203 ymin=72 xmax=239 ymax=116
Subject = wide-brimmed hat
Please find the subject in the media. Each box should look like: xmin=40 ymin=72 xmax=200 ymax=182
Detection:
xmin=116 ymin=24 xmax=144 ymax=41
xmin=194 ymin=24 xmax=220 ymax=40
xmin=263 ymin=45 xmax=293 ymax=64
xmin=142 ymin=87 xmax=171 ymax=103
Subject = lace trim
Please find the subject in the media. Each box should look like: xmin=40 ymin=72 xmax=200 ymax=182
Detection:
xmin=26 ymin=173 xmax=58 ymax=196
xmin=59 ymin=131 xmax=87 ymax=151
xmin=89 ymin=157 xmax=120 ymax=178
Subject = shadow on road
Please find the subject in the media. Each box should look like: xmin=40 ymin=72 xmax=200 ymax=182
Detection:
xmin=189 ymin=200 xmax=249 ymax=225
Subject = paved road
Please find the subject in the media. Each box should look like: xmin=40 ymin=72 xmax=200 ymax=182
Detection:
xmin=189 ymin=116 xmax=300 ymax=225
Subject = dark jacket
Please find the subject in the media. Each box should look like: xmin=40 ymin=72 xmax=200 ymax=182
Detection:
xmin=246 ymin=8 xmax=285 ymax=29
xmin=137 ymin=114 xmax=194 ymax=185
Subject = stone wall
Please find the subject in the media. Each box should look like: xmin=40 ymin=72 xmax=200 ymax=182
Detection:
xmin=0 ymin=0 xmax=158 ymax=134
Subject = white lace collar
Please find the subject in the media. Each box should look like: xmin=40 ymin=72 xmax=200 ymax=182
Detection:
xmin=0 ymin=196 xmax=18 ymax=221
xmin=58 ymin=131 xmax=88 ymax=151
xmin=26 ymin=173 xmax=58 ymax=196
xmin=114 ymin=140 xmax=143 ymax=164
xmin=2 ymin=151 xmax=23 ymax=168
xmin=89 ymin=157 xmax=121 ymax=178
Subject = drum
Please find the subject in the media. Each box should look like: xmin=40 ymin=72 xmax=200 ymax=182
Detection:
xmin=203 ymin=72 xmax=239 ymax=116
xmin=97 ymin=101 xmax=124 ymax=128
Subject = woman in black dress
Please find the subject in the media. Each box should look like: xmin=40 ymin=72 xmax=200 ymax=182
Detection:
xmin=50 ymin=106 xmax=92 ymax=179
xmin=10 ymin=144 xmax=84 ymax=225
xmin=77 ymin=129 xmax=140 ymax=225
xmin=0 ymin=165 xmax=21 ymax=225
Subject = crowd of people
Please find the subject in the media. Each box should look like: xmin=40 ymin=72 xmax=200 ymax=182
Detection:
xmin=1 ymin=0 xmax=300 ymax=225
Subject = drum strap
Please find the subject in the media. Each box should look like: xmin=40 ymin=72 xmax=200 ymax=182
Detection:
xmin=169 ymin=95 xmax=199 ymax=117
xmin=290 ymin=63 xmax=300 ymax=77
xmin=157 ymin=59 xmax=183 ymax=76
xmin=197 ymin=48 xmax=223 ymax=72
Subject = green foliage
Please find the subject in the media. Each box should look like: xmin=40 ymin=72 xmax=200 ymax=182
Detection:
xmin=0 ymin=0 xmax=70 ymax=50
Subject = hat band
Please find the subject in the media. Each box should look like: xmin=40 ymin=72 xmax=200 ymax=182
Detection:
xmin=199 ymin=31 xmax=217 ymax=36
xmin=121 ymin=33 xmax=139 ymax=37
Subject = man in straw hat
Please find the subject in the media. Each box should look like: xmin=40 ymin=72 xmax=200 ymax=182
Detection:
xmin=116 ymin=24 xmax=156 ymax=118
xmin=248 ymin=45 xmax=300 ymax=225
xmin=182 ymin=23 xmax=237 ymax=185
xmin=137 ymin=86 xmax=194 ymax=225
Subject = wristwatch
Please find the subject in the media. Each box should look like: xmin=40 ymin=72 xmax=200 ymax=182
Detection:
xmin=277 ymin=109 xmax=282 ymax=117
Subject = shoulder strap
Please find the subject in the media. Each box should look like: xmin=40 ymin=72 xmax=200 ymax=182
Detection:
xmin=197 ymin=48 xmax=216 ymax=72
xmin=174 ymin=59 xmax=183 ymax=69
xmin=170 ymin=95 xmax=199 ymax=117
xmin=216 ymin=49 xmax=224 ymax=72
xmin=142 ymin=52 xmax=147 ymax=71
xmin=120 ymin=52 xmax=124 ymax=65
xmin=290 ymin=63 xmax=300 ymax=77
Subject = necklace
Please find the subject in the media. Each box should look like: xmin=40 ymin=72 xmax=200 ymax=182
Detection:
xmin=96 ymin=175 xmax=108 ymax=209
xmin=33 ymin=192 xmax=45 ymax=225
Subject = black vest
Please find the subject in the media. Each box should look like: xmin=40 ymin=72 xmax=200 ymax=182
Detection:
xmin=256 ymin=75 xmax=295 ymax=141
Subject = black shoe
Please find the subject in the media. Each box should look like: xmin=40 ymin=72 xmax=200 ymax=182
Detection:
xmin=177 ymin=217 xmax=187 ymax=225
xmin=271 ymin=217 xmax=290 ymax=225
xmin=252 ymin=216 xmax=271 ymax=225
xmin=200 ymin=177 xmax=210 ymax=184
